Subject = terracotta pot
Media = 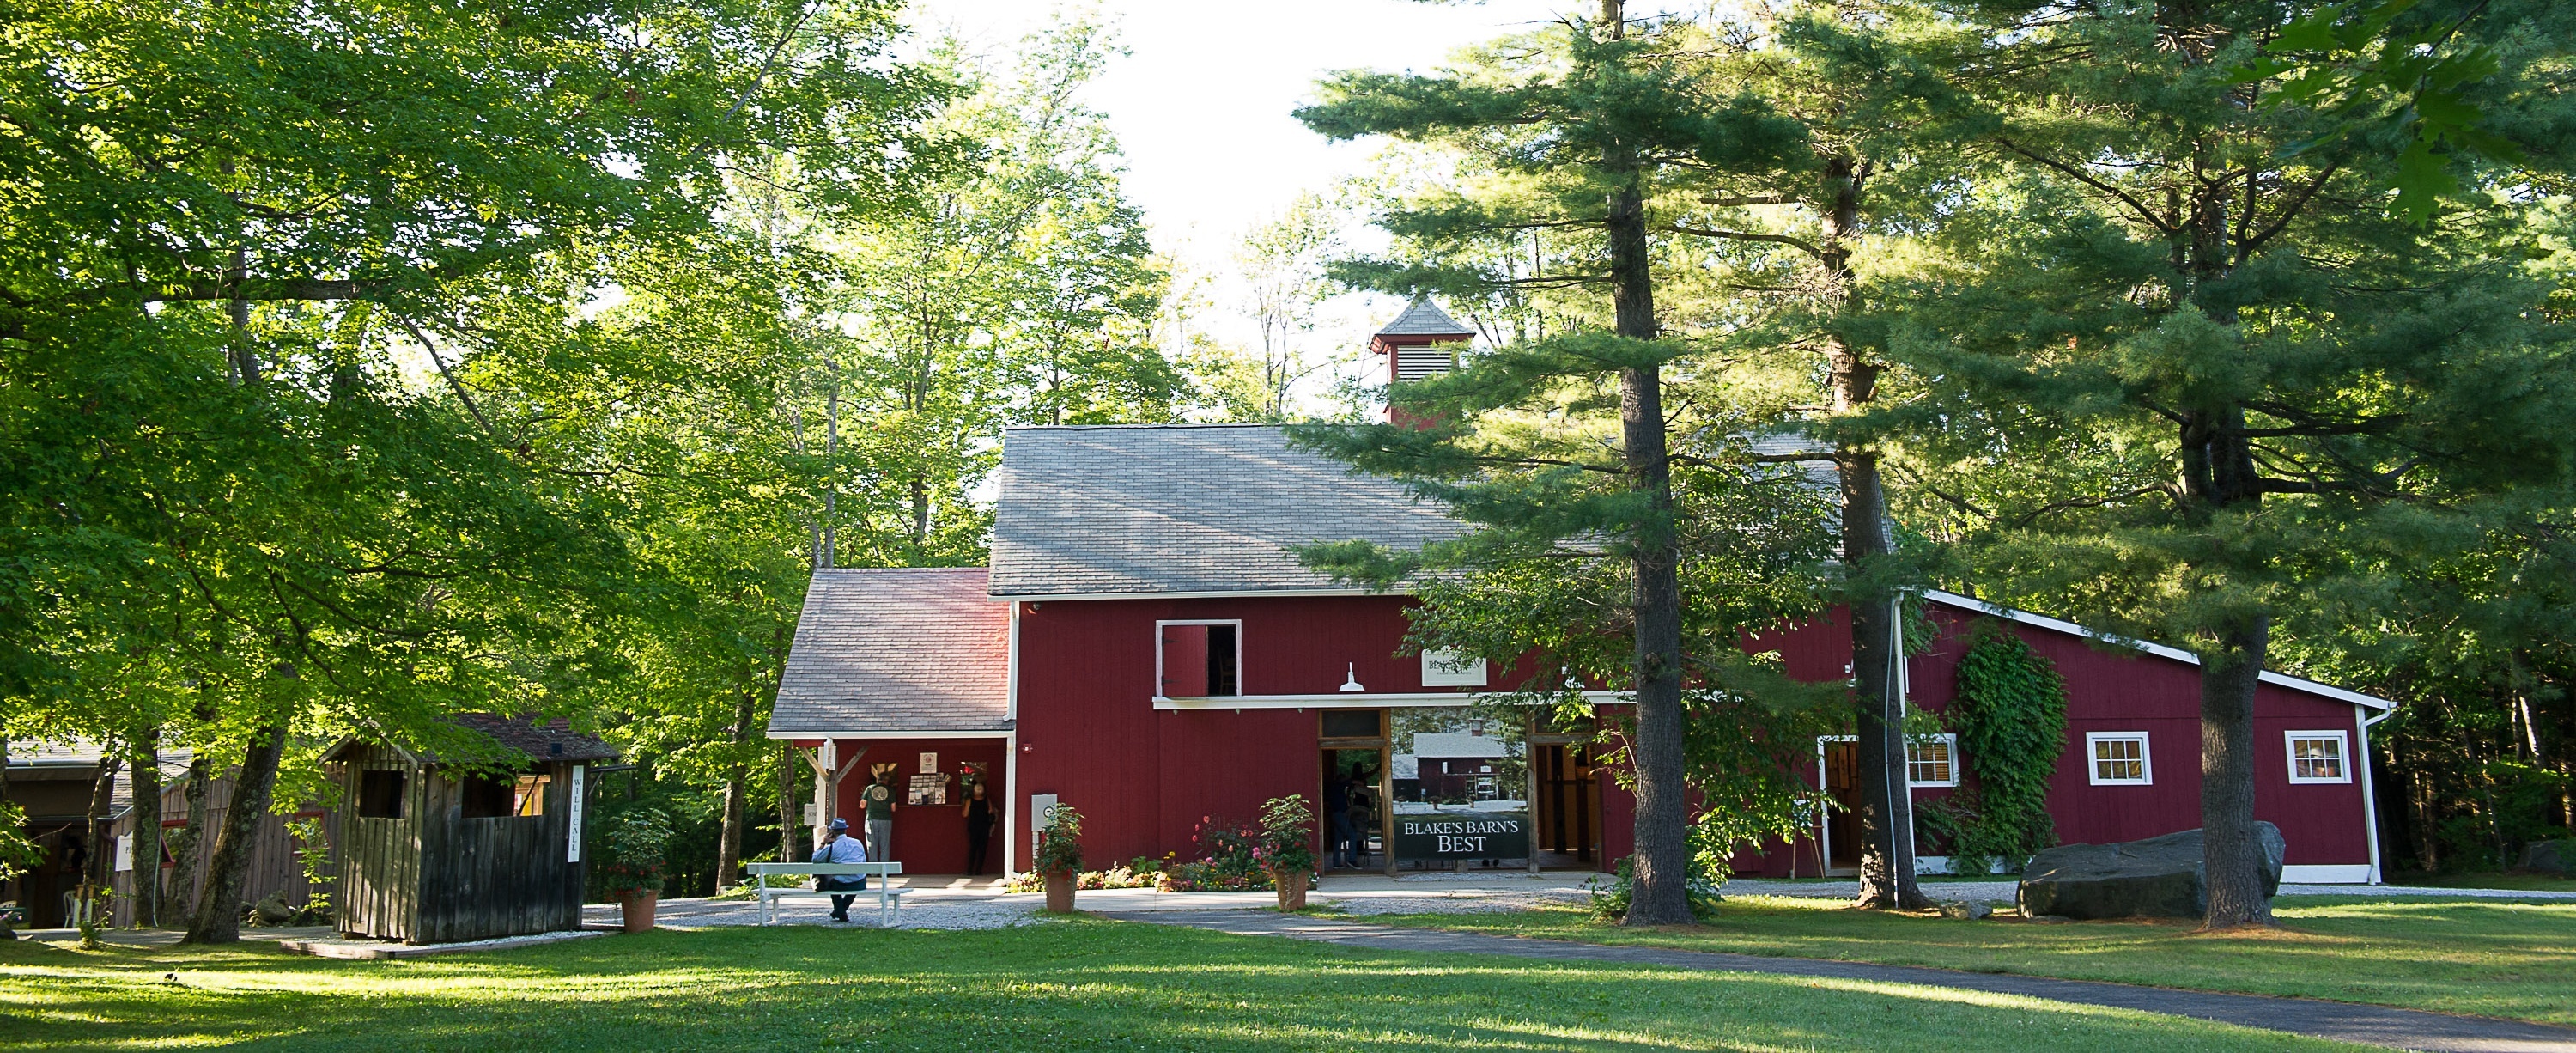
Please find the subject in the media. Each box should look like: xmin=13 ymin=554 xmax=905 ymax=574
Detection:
xmin=1273 ymin=868 xmax=1309 ymax=911
xmin=620 ymin=891 xmax=658 ymax=934
xmin=1043 ymin=870 xmax=1076 ymax=913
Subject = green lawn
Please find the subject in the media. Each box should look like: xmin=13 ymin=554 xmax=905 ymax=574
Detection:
xmin=2382 ymin=870 xmax=2576 ymax=892
xmin=1358 ymin=894 xmax=2576 ymax=1026
xmin=0 ymin=918 xmax=2364 ymax=1051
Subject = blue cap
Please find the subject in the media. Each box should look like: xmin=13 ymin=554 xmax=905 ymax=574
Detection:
xmin=828 ymin=817 xmax=848 ymax=831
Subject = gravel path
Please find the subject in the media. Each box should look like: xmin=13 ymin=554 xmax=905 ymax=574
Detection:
xmin=1111 ymin=909 xmax=2576 ymax=1053
xmin=584 ymin=895 xmax=1040 ymax=931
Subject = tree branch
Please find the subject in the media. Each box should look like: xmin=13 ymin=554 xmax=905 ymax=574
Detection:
xmin=1662 ymin=224 xmax=1823 ymax=259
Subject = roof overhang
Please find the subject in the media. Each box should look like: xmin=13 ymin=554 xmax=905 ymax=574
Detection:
xmin=994 ymin=587 xmax=1398 ymax=603
xmin=1923 ymin=589 xmax=2397 ymax=711
xmin=1155 ymin=690 xmax=1625 ymax=711
xmin=766 ymin=727 xmax=1013 ymax=740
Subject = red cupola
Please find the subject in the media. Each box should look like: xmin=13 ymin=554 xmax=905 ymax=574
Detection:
xmin=1370 ymin=297 xmax=1475 ymax=428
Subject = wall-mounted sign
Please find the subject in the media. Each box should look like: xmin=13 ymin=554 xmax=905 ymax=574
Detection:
xmin=1393 ymin=812 xmax=1529 ymax=861
xmin=566 ymin=765 xmax=586 ymax=862
xmin=920 ymin=751 xmax=939 ymax=774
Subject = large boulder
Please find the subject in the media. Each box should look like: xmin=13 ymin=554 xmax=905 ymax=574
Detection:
xmin=2019 ymin=823 xmax=2286 ymax=921
xmin=2525 ymin=839 xmax=2573 ymax=876
xmin=250 ymin=891 xmax=295 ymax=925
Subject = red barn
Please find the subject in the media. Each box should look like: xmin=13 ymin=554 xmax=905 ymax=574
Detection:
xmin=769 ymin=302 xmax=2390 ymax=885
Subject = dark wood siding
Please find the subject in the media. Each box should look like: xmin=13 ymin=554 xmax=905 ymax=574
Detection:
xmin=336 ymin=751 xmax=587 ymax=943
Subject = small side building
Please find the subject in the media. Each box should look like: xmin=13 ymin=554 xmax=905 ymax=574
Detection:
xmin=326 ymin=715 xmax=617 ymax=944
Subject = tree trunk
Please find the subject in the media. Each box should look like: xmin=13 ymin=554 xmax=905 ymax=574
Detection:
xmin=2200 ymin=614 xmax=2273 ymax=928
xmin=82 ymin=757 xmax=119 ymax=909
xmin=777 ymin=745 xmax=805 ymax=865
xmin=715 ymin=685 xmax=758 ymax=890
xmin=184 ymin=725 xmax=287 ymax=944
xmin=127 ymin=729 xmax=162 ymax=928
xmin=1806 ymin=149 xmax=1923 ymax=910
xmin=1604 ymin=160 xmax=1692 ymax=926
xmin=164 ymin=754 xmax=211 ymax=923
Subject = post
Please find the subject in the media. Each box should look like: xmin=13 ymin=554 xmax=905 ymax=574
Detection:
xmin=800 ymin=741 xmax=866 ymax=856
xmin=1526 ymin=717 xmax=1542 ymax=874
xmin=1379 ymin=746 xmax=1398 ymax=878
xmin=811 ymin=740 xmax=835 ymax=851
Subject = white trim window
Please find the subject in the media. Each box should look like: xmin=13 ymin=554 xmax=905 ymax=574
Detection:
xmin=1420 ymin=648 xmax=1488 ymax=687
xmin=1155 ymin=619 xmax=1242 ymax=697
xmin=1906 ymin=734 xmax=1959 ymax=788
xmin=2087 ymin=732 xmax=2152 ymax=786
xmin=2286 ymin=730 xmax=2353 ymax=784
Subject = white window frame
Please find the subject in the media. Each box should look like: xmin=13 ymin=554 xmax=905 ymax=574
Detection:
xmin=2086 ymin=732 xmax=2153 ymax=786
xmin=1153 ymin=619 xmax=1243 ymax=698
xmin=2284 ymin=729 xmax=2353 ymax=785
xmin=1420 ymin=648 xmax=1489 ymax=687
xmin=1906 ymin=734 xmax=1959 ymax=788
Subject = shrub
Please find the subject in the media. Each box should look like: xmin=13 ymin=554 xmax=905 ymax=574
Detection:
xmin=1585 ymin=855 xmax=1723 ymax=922
xmin=1033 ymin=803 xmax=1084 ymax=874
xmin=1255 ymin=795 xmax=1317 ymax=874
xmin=593 ymin=807 xmax=672 ymax=898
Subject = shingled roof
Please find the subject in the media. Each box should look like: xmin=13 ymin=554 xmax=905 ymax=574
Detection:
xmin=771 ymin=567 xmax=1011 ymax=735
xmin=1376 ymin=296 xmax=1476 ymax=338
xmin=988 ymin=424 xmax=1467 ymax=598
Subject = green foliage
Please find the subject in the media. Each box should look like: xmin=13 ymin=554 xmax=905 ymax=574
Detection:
xmin=0 ymin=802 xmax=40 ymax=884
xmin=1585 ymin=855 xmax=1724 ymax=923
xmin=1032 ymin=803 xmax=1084 ymax=875
xmin=284 ymin=816 xmax=333 ymax=914
xmin=2230 ymin=0 xmax=2524 ymax=223
xmin=593 ymin=808 xmax=674 ymax=898
xmin=1941 ymin=629 xmax=2070 ymax=871
xmin=1256 ymin=795 xmax=1319 ymax=874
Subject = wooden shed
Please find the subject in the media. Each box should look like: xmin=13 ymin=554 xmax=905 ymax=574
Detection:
xmin=325 ymin=715 xmax=617 ymax=944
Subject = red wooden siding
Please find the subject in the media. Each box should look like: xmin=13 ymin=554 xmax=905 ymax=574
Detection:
xmin=1012 ymin=594 xmax=1455 ymax=867
xmin=1709 ymin=604 xmax=2374 ymax=875
xmin=819 ymin=737 xmax=1009 ymax=875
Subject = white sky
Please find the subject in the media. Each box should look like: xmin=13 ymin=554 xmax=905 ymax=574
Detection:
xmin=908 ymin=0 xmax=1582 ymax=409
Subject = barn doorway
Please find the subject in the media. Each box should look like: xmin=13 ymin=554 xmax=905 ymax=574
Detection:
xmin=1318 ymin=709 xmax=1390 ymax=874
xmin=1820 ymin=738 xmax=1862 ymax=874
xmin=1528 ymin=740 xmax=1602 ymax=868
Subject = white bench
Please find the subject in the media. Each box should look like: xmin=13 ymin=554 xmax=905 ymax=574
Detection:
xmin=745 ymin=862 xmax=908 ymax=926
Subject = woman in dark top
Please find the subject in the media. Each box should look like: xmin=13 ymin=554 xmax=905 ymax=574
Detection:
xmin=962 ymin=781 xmax=995 ymax=876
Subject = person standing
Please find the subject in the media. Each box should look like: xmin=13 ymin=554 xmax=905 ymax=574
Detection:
xmin=862 ymin=770 xmax=897 ymax=864
xmin=961 ymin=781 xmax=994 ymax=876
xmin=811 ymin=817 xmax=868 ymax=923
xmin=1326 ymin=775 xmax=1357 ymax=869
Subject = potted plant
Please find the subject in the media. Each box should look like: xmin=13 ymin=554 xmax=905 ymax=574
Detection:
xmin=595 ymin=807 xmax=671 ymax=934
xmin=1258 ymin=794 xmax=1318 ymax=910
xmin=1032 ymin=803 xmax=1084 ymax=913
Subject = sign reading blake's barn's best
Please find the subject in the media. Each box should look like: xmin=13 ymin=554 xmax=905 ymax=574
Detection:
xmin=1394 ymin=812 xmax=1530 ymax=861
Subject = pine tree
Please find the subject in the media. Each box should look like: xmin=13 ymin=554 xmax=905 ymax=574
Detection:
xmin=1293 ymin=0 xmax=1809 ymax=924
xmin=1888 ymin=0 xmax=2576 ymax=928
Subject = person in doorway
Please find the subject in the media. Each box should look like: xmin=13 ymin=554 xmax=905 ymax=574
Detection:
xmin=811 ymin=817 xmax=868 ymax=923
xmin=1340 ymin=764 xmax=1374 ymax=868
xmin=1326 ymin=777 xmax=1356 ymax=869
xmin=862 ymin=770 xmax=897 ymax=863
xmin=961 ymin=781 xmax=994 ymax=876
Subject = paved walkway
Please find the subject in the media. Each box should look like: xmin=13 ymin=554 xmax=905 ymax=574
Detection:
xmin=1107 ymin=910 xmax=2576 ymax=1053
xmin=1723 ymin=879 xmax=2576 ymax=903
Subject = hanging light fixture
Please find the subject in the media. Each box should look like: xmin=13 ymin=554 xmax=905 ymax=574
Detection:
xmin=1339 ymin=663 xmax=1365 ymax=692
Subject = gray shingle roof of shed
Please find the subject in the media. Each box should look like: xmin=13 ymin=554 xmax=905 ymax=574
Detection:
xmin=1376 ymin=297 xmax=1475 ymax=337
xmin=988 ymin=424 xmax=1467 ymax=598
xmin=772 ymin=568 xmax=1011 ymax=734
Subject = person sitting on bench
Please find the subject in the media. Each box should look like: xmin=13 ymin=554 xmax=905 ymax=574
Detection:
xmin=813 ymin=817 xmax=869 ymax=922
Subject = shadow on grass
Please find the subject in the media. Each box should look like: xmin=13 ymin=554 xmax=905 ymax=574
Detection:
xmin=0 ymin=920 xmax=2356 ymax=1051
xmin=1364 ymin=895 xmax=2576 ymax=1027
